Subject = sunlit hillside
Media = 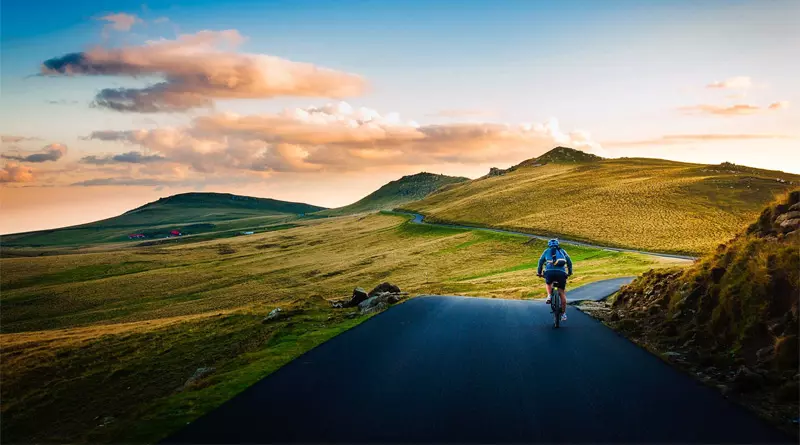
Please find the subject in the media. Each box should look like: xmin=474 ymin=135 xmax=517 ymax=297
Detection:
xmin=402 ymin=148 xmax=799 ymax=254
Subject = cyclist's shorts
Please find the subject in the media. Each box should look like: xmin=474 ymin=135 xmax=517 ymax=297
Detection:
xmin=544 ymin=269 xmax=568 ymax=290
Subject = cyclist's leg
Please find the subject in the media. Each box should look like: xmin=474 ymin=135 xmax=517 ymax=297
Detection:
xmin=545 ymin=281 xmax=553 ymax=301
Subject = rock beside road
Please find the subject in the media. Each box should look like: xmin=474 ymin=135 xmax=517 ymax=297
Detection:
xmin=339 ymin=287 xmax=370 ymax=308
xmin=183 ymin=367 xmax=215 ymax=389
xmin=358 ymin=290 xmax=408 ymax=314
xmin=368 ymin=282 xmax=401 ymax=297
xmin=333 ymin=282 xmax=407 ymax=313
xmin=262 ymin=308 xmax=283 ymax=322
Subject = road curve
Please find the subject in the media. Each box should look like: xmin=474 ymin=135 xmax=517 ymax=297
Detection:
xmin=396 ymin=211 xmax=697 ymax=261
xmin=164 ymin=279 xmax=790 ymax=444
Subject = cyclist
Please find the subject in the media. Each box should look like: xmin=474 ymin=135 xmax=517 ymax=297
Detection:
xmin=536 ymin=239 xmax=572 ymax=321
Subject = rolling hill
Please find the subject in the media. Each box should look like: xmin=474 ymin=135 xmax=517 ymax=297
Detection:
xmin=1 ymin=193 xmax=326 ymax=247
xmin=317 ymin=172 xmax=469 ymax=216
xmin=401 ymin=147 xmax=799 ymax=254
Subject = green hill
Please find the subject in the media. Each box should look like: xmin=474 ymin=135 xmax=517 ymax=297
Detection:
xmin=1 ymin=193 xmax=326 ymax=247
xmin=318 ymin=172 xmax=469 ymax=216
xmin=401 ymin=147 xmax=799 ymax=254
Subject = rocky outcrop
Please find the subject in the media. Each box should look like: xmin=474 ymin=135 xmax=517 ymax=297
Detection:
xmin=339 ymin=287 xmax=369 ymax=308
xmin=262 ymin=308 xmax=283 ymax=322
xmin=578 ymin=191 xmax=800 ymax=434
xmin=368 ymin=282 xmax=401 ymax=297
xmin=183 ymin=367 xmax=215 ymax=389
xmin=333 ymin=283 xmax=407 ymax=313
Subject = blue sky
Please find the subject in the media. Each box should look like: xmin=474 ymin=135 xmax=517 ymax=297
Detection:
xmin=1 ymin=0 xmax=798 ymax=233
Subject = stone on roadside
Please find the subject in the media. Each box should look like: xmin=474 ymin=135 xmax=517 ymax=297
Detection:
xmin=343 ymin=287 xmax=370 ymax=308
xmin=184 ymin=367 xmax=215 ymax=388
xmin=360 ymin=301 xmax=389 ymax=315
xmin=368 ymin=282 xmax=401 ymax=297
xmin=262 ymin=307 xmax=283 ymax=323
xmin=358 ymin=296 xmax=379 ymax=312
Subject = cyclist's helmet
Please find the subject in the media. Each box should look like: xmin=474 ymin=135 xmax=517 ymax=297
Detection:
xmin=548 ymin=239 xmax=560 ymax=248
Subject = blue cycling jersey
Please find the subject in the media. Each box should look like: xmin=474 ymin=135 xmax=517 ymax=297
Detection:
xmin=537 ymin=247 xmax=573 ymax=275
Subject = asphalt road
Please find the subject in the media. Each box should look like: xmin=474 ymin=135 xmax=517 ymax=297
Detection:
xmin=165 ymin=279 xmax=791 ymax=444
xmin=400 ymin=211 xmax=697 ymax=261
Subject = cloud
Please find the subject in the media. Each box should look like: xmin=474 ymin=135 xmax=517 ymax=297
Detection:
xmin=87 ymin=101 xmax=604 ymax=175
xmin=607 ymin=133 xmax=796 ymax=147
xmin=47 ymin=99 xmax=80 ymax=105
xmin=1 ymin=135 xmax=40 ymax=144
xmin=768 ymin=101 xmax=790 ymax=110
xmin=71 ymin=177 xmax=164 ymax=187
xmin=678 ymin=102 xmax=789 ymax=116
xmin=2 ymin=143 xmax=67 ymax=163
xmin=41 ymin=30 xmax=367 ymax=112
xmin=80 ymin=151 xmax=168 ymax=165
xmin=0 ymin=162 xmax=35 ymax=183
xmin=98 ymin=13 xmax=141 ymax=32
xmin=706 ymin=76 xmax=752 ymax=90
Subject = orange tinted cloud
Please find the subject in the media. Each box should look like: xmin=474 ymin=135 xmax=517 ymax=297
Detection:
xmin=41 ymin=30 xmax=367 ymax=112
xmin=768 ymin=101 xmax=790 ymax=110
xmin=706 ymin=76 xmax=752 ymax=89
xmin=678 ymin=102 xmax=789 ymax=116
xmin=86 ymin=102 xmax=604 ymax=175
xmin=0 ymin=162 xmax=35 ymax=183
xmin=1 ymin=135 xmax=39 ymax=144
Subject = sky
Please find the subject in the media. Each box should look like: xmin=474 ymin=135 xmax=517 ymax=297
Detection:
xmin=1 ymin=0 xmax=799 ymax=234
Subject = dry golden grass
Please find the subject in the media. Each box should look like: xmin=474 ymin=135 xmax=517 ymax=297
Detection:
xmin=402 ymin=158 xmax=799 ymax=254
xmin=0 ymin=212 xmax=687 ymax=443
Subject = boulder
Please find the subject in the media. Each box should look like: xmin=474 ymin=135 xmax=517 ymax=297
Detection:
xmin=368 ymin=282 xmax=401 ymax=297
xmin=361 ymin=301 xmax=388 ymax=315
xmin=262 ymin=307 xmax=282 ymax=322
xmin=184 ymin=367 xmax=215 ymax=388
xmin=343 ymin=287 xmax=369 ymax=308
xmin=779 ymin=218 xmax=800 ymax=231
xmin=358 ymin=296 xmax=379 ymax=312
xmin=387 ymin=294 xmax=402 ymax=304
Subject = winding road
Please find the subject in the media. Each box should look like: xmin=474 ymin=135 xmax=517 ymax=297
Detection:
xmin=400 ymin=211 xmax=697 ymax=261
xmin=165 ymin=279 xmax=791 ymax=444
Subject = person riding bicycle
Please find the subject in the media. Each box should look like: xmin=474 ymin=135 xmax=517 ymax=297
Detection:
xmin=536 ymin=239 xmax=573 ymax=321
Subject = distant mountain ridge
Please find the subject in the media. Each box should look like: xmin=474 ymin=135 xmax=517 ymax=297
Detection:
xmin=319 ymin=172 xmax=469 ymax=216
xmin=1 ymin=192 xmax=326 ymax=247
xmin=125 ymin=192 xmax=326 ymax=215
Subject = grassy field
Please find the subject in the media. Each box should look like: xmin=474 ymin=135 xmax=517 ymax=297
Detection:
xmin=0 ymin=212 xmax=687 ymax=443
xmin=401 ymin=156 xmax=799 ymax=255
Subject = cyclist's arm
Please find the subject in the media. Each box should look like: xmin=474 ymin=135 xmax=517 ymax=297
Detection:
xmin=537 ymin=251 xmax=546 ymax=275
xmin=565 ymin=251 xmax=573 ymax=275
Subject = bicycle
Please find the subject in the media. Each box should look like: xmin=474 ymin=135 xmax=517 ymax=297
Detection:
xmin=538 ymin=274 xmax=563 ymax=328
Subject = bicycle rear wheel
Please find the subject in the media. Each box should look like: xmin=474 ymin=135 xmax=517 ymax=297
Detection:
xmin=551 ymin=290 xmax=561 ymax=328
